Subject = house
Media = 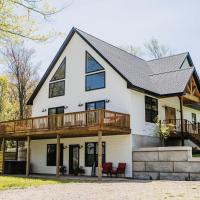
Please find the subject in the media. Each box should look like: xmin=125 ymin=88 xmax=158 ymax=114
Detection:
xmin=0 ymin=27 xmax=200 ymax=178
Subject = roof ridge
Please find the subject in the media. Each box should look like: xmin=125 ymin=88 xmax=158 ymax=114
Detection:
xmin=149 ymin=67 xmax=194 ymax=76
xmin=147 ymin=52 xmax=189 ymax=62
xmin=74 ymin=27 xmax=147 ymax=62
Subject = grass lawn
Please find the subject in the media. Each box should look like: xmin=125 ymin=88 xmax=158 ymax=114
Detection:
xmin=0 ymin=176 xmax=81 ymax=190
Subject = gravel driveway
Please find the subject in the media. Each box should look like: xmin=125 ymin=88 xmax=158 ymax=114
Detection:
xmin=0 ymin=180 xmax=200 ymax=200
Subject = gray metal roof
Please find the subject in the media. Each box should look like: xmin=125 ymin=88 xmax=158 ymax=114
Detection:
xmin=27 ymin=27 xmax=197 ymax=104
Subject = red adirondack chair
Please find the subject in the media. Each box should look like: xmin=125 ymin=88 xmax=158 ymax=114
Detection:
xmin=102 ymin=162 xmax=112 ymax=176
xmin=111 ymin=163 xmax=126 ymax=177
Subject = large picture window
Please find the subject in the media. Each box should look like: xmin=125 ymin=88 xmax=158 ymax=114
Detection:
xmin=47 ymin=144 xmax=63 ymax=166
xmin=85 ymin=142 xmax=105 ymax=167
xmin=49 ymin=80 xmax=65 ymax=98
xmin=86 ymin=72 xmax=105 ymax=91
xmin=85 ymin=52 xmax=105 ymax=91
xmin=145 ymin=96 xmax=158 ymax=123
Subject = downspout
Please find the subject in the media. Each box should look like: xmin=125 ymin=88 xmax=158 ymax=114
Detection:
xmin=179 ymin=96 xmax=184 ymax=146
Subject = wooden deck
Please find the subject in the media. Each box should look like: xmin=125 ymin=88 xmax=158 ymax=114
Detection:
xmin=0 ymin=109 xmax=131 ymax=139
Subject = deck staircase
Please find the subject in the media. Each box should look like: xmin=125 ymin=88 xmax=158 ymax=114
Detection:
xmin=163 ymin=119 xmax=200 ymax=147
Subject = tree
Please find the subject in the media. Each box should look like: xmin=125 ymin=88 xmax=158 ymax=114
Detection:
xmin=2 ymin=43 xmax=39 ymax=119
xmin=144 ymin=38 xmax=171 ymax=59
xmin=119 ymin=45 xmax=144 ymax=57
xmin=0 ymin=0 xmax=65 ymax=43
xmin=0 ymin=76 xmax=17 ymax=121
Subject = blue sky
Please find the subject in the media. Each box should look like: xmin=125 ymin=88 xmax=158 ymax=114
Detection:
xmin=3 ymin=0 xmax=200 ymax=75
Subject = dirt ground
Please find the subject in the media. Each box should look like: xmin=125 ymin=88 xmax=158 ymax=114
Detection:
xmin=0 ymin=180 xmax=200 ymax=200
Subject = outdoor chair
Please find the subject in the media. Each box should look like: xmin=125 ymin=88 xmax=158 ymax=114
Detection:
xmin=102 ymin=162 xmax=112 ymax=176
xmin=111 ymin=163 xmax=126 ymax=177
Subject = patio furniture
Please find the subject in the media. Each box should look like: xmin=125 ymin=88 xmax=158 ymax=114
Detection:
xmin=102 ymin=162 xmax=112 ymax=176
xmin=111 ymin=163 xmax=126 ymax=177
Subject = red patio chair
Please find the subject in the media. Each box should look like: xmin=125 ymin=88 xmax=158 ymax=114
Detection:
xmin=111 ymin=163 xmax=126 ymax=177
xmin=102 ymin=162 xmax=112 ymax=176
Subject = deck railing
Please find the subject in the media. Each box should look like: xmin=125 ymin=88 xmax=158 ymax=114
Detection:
xmin=0 ymin=109 xmax=130 ymax=134
xmin=163 ymin=119 xmax=200 ymax=135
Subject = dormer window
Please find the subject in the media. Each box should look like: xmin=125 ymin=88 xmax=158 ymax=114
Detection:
xmin=85 ymin=52 xmax=105 ymax=91
xmin=49 ymin=58 xmax=66 ymax=98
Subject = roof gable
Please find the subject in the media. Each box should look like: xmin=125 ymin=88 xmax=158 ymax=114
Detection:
xmin=27 ymin=27 xmax=198 ymax=105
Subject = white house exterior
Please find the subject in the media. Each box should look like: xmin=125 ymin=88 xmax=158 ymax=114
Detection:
xmin=1 ymin=27 xmax=200 ymax=178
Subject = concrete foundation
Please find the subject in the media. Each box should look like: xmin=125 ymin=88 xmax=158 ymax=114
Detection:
xmin=132 ymin=146 xmax=200 ymax=181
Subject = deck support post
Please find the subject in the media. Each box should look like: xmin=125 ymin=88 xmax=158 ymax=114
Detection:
xmin=1 ymin=138 xmax=5 ymax=175
xmin=179 ymin=96 xmax=184 ymax=146
xmin=26 ymin=136 xmax=31 ymax=177
xmin=98 ymin=130 xmax=102 ymax=181
xmin=16 ymin=140 xmax=18 ymax=161
xmin=56 ymin=134 xmax=60 ymax=178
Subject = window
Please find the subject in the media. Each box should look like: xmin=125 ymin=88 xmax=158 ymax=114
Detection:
xmin=48 ymin=106 xmax=64 ymax=115
xmin=49 ymin=81 xmax=65 ymax=98
xmin=86 ymin=72 xmax=105 ymax=91
xmin=86 ymin=52 xmax=104 ymax=73
xmin=47 ymin=144 xmax=63 ymax=166
xmin=49 ymin=58 xmax=66 ymax=98
xmin=85 ymin=142 xmax=105 ymax=167
xmin=51 ymin=58 xmax=66 ymax=81
xmin=85 ymin=52 xmax=105 ymax=91
xmin=192 ymin=113 xmax=197 ymax=124
xmin=86 ymin=100 xmax=105 ymax=110
xmin=145 ymin=96 xmax=158 ymax=123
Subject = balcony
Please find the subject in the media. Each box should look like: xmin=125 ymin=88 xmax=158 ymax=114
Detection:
xmin=0 ymin=109 xmax=131 ymax=139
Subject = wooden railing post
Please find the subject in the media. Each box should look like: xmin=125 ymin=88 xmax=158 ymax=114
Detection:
xmin=26 ymin=136 xmax=31 ymax=177
xmin=98 ymin=130 xmax=102 ymax=181
xmin=1 ymin=138 xmax=5 ymax=175
xmin=56 ymin=134 xmax=60 ymax=178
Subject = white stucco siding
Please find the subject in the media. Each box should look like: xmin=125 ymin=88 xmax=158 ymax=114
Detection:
xmin=32 ymin=33 xmax=132 ymax=118
xmin=30 ymin=135 xmax=132 ymax=177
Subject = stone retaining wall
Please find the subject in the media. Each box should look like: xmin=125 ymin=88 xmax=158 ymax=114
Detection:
xmin=132 ymin=147 xmax=200 ymax=181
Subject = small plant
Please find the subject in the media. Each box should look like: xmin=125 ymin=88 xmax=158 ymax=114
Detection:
xmin=59 ymin=166 xmax=67 ymax=175
xmin=74 ymin=166 xmax=85 ymax=176
xmin=155 ymin=116 xmax=171 ymax=146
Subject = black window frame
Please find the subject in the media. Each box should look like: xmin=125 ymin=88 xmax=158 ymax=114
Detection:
xmin=85 ymin=100 xmax=106 ymax=110
xmin=50 ymin=57 xmax=66 ymax=82
xmin=48 ymin=106 xmax=65 ymax=115
xmin=85 ymin=142 xmax=105 ymax=167
xmin=85 ymin=51 xmax=104 ymax=73
xmin=85 ymin=72 xmax=105 ymax=91
xmin=47 ymin=144 xmax=64 ymax=166
xmin=145 ymin=96 xmax=158 ymax=123
xmin=49 ymin=80 xmax=65 ymax=98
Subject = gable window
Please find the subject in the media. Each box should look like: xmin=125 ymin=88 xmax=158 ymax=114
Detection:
xmin=49 ymin=58 xmax=66 ymax=98
xmin=85 ymin=52 xmax=105 ymax=91
xmin=85 ymin=142 xmax=105 ymax=167
xmin=49 ymin=81 xmax=65 ymax=98
xmin=47 ymin=144 xmax=63 ymax=166
xmin=86 ymin=52 xmax=104 ymax=73
xmin=145 ymin=96 xmax=158 ymax=123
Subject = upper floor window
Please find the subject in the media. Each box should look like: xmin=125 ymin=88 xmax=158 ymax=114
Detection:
xmin=49 ymin=58 xmax=66 ymax=98
xmin=51 ymin=58 xmax=66 ymax=81
xmin=85 ymin=52 xmax=105 ymax=91
xmin=145 ymin=96 xmax=158 ymax=123
xmin=86 ymin=52 xmax=104 ymax=73
xmin=49 ymin=80 xmax=65 ymax=98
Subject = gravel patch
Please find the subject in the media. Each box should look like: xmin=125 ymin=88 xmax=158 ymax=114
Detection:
xmin=0 ymin=180 xmax=200 ymax=200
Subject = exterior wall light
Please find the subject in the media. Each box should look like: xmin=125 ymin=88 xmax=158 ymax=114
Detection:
xmin=78 ymin=103 xmax=83 ymax=107
xmin=63 ymin=145 xmax=68 ymax=149
xmin=105 ymin=99 xmax=110 ymax=103
xmin=79 ymin=145 xmax=83 ymax=149
xmin=64 ymin=106 xmax=68 ymax=109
